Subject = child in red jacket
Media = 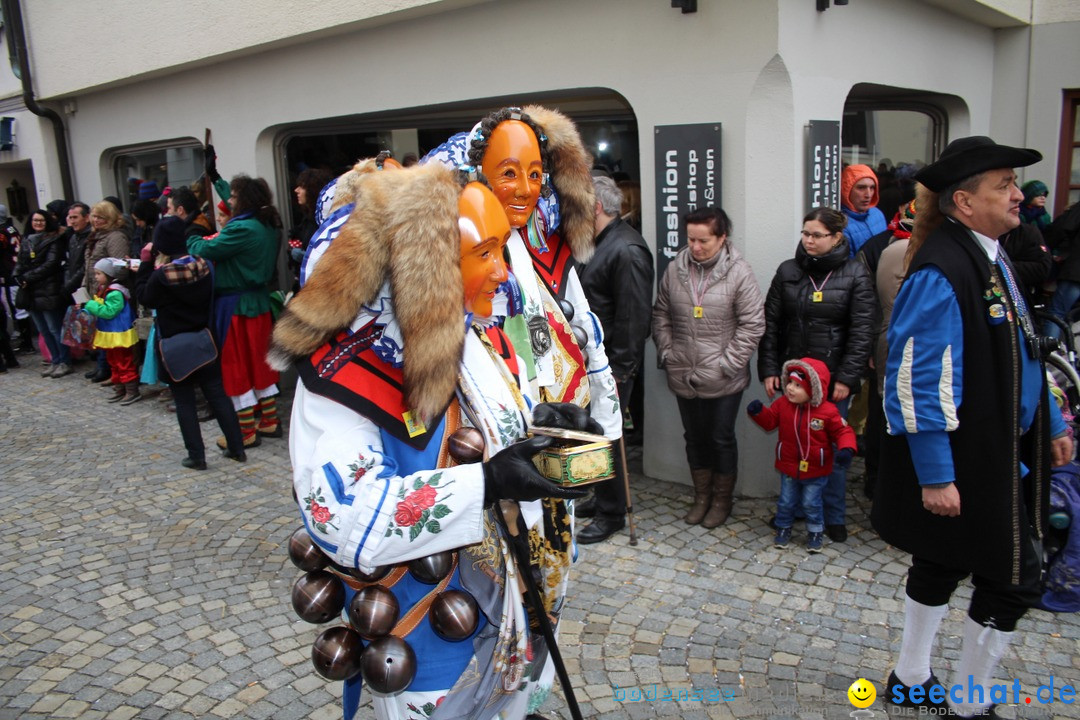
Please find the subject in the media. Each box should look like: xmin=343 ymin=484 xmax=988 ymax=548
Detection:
xmin=747 ymin=357 xmax=856 ymax=552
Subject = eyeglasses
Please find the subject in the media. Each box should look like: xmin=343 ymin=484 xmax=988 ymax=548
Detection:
xmin=800 ymin=230 xmax=835 ymax=240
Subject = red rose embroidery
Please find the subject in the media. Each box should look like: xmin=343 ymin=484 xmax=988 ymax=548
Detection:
xmin=394 ymin=501 xmax=423 ymax=527
xmin=408 ymin=484 xmax=438 ymax=510
xmin=311 ymin=503 xmax=331 ymax=524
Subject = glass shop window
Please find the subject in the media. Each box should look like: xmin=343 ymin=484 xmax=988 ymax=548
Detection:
xmin=110 ymin=141 xmax=205 ymax=211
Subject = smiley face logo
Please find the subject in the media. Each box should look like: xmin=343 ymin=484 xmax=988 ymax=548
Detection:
xmin=847 ymin=678 xmax=876 ymax=708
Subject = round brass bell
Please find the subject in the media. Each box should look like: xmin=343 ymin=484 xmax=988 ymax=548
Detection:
xmin=360 ymin=635 xmax=417 ymax=694
xmin=408 ymin=551 xmax=453 ymax=584
xmin=349 ymin=585 xmax=400 ymax=639
xmin=288 ymin=527 xmax=329 ymax=572
xmin=429 ymin=589 xmax=479 ymax=641
xmin=558 ymin=298 xmax=575 ymax=322
xmin=448 ymin=426 xmax=485 ymax=464
xmin=311 ymin=625 xmax=364 ymax=681
xmin=572 ymin=324 xmax=588 ymax=350
xmin=291 ymin=570 xmax=345 ymax=624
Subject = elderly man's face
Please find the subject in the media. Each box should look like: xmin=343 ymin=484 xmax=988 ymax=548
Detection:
xmin=956 ymin=169 xmax=1024 ymax=238
xmin=67 ymin=209 xmax=89 ymax=232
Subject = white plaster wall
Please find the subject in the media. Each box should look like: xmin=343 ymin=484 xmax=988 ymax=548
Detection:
xmin=21 ymin=0 xmax=491 ymax=99
xmin=1033 ymin=0 xmax=1080 ymax=23
xmin=1024 ymin=20 xmax=1080 ymax=201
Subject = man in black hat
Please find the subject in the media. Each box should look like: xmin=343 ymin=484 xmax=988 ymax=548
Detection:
xmin=872 ymin=137 xmax=1073 ymax=718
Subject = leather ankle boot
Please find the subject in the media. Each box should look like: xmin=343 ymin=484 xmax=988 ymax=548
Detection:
xmin=702 ymin=473 xmax=735 ymax=528
xmin=684 ymin=468 xmax=713 ymax=525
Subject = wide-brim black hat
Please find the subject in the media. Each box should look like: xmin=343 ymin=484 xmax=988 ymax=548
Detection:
xmin=914 ymin=136 xmax=1042 ymax=192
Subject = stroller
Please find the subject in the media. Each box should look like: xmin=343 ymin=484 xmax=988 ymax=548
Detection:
xmin=1039 ymin=340 xmax=1080 ymax=613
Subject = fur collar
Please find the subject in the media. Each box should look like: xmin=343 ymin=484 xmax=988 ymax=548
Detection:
xmin=523 ymin=105 xmax=596 ymax=263
xmin=269 ymin=163 xmax=465 ymax=422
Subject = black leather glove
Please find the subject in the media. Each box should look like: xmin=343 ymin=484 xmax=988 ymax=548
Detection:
xmin=835 ymin=447 xmax=854 ymax=469
xmin=482 ymin=435 xmax=588 ymax=506
xmin=531 ymin=402 xmax=604 ymax=436
xmin=205 ymin=144 xmax=221 ymax=182
xmin=747 ymin=400 xmax=764 ymax=416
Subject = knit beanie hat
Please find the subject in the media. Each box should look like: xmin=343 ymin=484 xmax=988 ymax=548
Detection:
xmin=788 ymin=367 xmax=812 ymax=399
xmin=217 ymin=200 xmax=231 ymax=218
xmin=1022 ymin=180 xmax=1048 ymax=205
xmin=138 ymin=180 xmax=160 ymax=200
xmin=94 ymin=257 xmax=126 ymax=279
xmin=152 ymin=215 xmax=188 ymax=257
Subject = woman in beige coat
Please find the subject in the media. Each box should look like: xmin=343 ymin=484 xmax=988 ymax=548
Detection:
xmin=653 ymin=206 xmax=765 ymax=528
xmin=82 ymin=201 xmax=130 ymax=295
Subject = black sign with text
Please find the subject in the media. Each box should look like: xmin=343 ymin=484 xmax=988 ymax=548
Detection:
xmin=653 ymin=123 xmax=721 ymax=290
xmin=806 ymin=120 xmax=840 ymax=212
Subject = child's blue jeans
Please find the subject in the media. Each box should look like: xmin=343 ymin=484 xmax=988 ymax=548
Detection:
xmin=775 ymin=473 xmax=826 ymax=533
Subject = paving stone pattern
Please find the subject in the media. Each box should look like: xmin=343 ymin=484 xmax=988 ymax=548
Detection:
xmin=1 ymin=365 xmax=1077 ymax=719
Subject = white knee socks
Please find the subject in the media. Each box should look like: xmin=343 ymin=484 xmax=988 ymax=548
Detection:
xmin=895 ymin=595 xmax=949 ymax=687
xmin=948 ymin=615 xmax=1014 ymax=717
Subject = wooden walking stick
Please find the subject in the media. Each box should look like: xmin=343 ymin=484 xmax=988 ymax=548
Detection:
xmin=618 ymin=436 xmax=638 ymax=545
xmin=494 ymin=500 xmax=584 ymax=720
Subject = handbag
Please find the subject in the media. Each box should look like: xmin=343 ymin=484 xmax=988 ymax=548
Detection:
xmin=159 ymin=328 xmax=218 ymax=382
xmin=158 ymin=261 xmax=218 ymax=383
xmin=61 ymin=306 xmax=97 ymax=350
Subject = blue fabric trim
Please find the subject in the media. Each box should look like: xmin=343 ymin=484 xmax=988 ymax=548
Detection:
xmin=321 ymin=463 xmax=355 ymax=506
xmin=588 ymin=311 xmax=603 ymax=346
xmin=587 ymin=363 xmax=610 ymax=375
xmin=353 ymin=476 xmax=391 ymax=565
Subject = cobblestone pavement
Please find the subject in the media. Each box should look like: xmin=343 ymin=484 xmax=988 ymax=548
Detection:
xmin=2 ymin=363 xmax=1078 ymax=719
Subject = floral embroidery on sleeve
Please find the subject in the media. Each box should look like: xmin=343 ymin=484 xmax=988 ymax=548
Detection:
xmin=303 ymin=488 xmax=339 ymax=535
xmin=385 ymin=472 xmax=455 ymax=541
xmin=347 ymin=453 xmax=375 ymax=484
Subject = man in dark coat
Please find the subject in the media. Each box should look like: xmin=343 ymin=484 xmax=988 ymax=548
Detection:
xmin=575 ymin=175 xmax=654 ymax=544
xmin=873 ymin=137 xmax=1073 ymax=718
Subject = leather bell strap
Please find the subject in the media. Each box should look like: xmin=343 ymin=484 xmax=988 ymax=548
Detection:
xmin=390 ymin=553 xmax=459 ymax=638
xmin=333 ymin=553 xmax=462 ymax=638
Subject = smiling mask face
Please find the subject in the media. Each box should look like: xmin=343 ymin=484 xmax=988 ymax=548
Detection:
xmin=459 ymin=182 xmax=511 ymax=318
xmin=480 ymin=120 xmax=543 ymax=229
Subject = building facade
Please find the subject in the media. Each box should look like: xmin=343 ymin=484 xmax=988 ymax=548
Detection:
xmin=2 ymin=0 xmax=1078 ymax=494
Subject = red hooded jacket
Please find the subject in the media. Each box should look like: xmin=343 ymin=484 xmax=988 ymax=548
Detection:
xmin=748 ymin=357 xmax=857 ymax=479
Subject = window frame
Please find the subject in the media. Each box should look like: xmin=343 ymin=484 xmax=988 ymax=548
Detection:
xmin=1054 ymin=88 xmax=1080 ymax=216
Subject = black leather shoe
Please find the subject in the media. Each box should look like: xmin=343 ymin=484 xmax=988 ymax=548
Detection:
xmin=576 ymin=517 xmax=625 ymax=545
xmin=884 ymin=670 xmax=948 ymax=710
xmin=89 ymin=368 xmax=110 ymax=383
xmin=84 ymin=368 xmax=97 ymax=379
xmin=826 ymin=524 xmax=847 ymax=543
xmin=573 ymin=496 xmax=596 ymax=518
xmin=181 ymin=457 xmax=208 ymax=471
xmin=222 ymin=448 xmax=247 ymax=462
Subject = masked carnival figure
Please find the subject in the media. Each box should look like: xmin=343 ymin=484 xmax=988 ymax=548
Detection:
xmin=269 ymin=164 xmax=599 ymax=720
xmin=424 ymin=106 xmax=623 ymax=445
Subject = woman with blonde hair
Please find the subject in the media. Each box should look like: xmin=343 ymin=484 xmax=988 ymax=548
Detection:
xmin=83 ymin=201 xmax=129 ymax=295
xmin=82 ymin=200 xmax=132 ymax=383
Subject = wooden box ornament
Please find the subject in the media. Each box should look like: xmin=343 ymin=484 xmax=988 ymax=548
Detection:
xmin=529 ymin=426 xmax=615 ymax=487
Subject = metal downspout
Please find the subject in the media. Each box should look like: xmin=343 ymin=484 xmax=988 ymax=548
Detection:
xmin=2 ymin=0 xmax=75 ymax=200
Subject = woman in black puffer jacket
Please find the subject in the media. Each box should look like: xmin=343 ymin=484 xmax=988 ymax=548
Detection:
xmin=757 ymin=207 xmax=876 ymax=542
xmin=13 ymin=209 xmax=71 ymax=376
